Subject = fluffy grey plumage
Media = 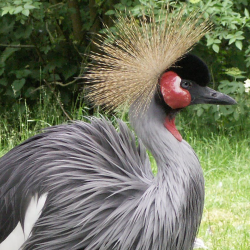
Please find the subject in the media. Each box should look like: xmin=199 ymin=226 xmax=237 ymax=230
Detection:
xmin=0 ymin=97 xmax=204 ymax=250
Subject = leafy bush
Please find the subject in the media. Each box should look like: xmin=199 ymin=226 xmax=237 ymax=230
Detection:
xmin=0 ymin=0 xmax=92 ymax=115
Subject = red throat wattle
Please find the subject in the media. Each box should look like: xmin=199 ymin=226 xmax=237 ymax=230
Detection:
xmin=164 ymin=117 xmax=182 ymax=142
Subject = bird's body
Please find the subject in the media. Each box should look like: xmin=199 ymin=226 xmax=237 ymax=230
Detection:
xmin=0 ymin=6 xmax=236 ymax=250
xmin=0 ymin=98 xmax=203 ymax=250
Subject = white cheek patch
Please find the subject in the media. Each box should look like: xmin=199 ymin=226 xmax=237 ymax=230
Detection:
xmin=161 ymin=76 xmax=181 ymax=93
xmin=170 ymin=77 xmax=182 ymax=93
xmin=0 ymin=193 xmax=47 ymax=250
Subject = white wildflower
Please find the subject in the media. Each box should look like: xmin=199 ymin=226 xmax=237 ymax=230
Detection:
xmin=244 ymin=79 xmax=250 ymax=93
xmin=194 ymin=238 xmax=208 ymax=249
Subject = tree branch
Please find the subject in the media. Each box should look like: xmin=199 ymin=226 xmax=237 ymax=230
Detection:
xmin=68 ymin=0 xmax=83 ymax=42
xmin=44 ymin=79 xmax=72 ymax=120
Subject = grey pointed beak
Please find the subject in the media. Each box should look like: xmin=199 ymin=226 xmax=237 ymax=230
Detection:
xmin=190 ymin=86 xmax=237 ymax=105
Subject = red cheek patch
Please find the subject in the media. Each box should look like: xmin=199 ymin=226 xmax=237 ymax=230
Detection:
xmin=160 ymin=71 xmax=191 ymax=109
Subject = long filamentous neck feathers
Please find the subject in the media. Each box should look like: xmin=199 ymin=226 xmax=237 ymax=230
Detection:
xmin=85 ymin=6 xmax=211 ymax=112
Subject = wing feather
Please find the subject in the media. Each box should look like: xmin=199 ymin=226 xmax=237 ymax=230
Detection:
xmin=0 ymin=118 xmax=153 ymax=249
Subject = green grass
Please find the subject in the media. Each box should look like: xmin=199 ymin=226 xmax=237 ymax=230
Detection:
xmin=0 ymin=94 xmax=249 ymax=249
xmin=0 ymin=91 xmax=91 ymax=151
xmin=190 ymin=136 xmax=250 ymax=250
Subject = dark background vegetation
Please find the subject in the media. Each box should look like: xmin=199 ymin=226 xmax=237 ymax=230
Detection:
xmin=0 ymin=0 xmax=249 ymax=139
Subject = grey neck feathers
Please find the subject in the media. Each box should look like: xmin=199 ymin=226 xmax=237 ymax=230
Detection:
xmin=129 ymin=98 xmax=202 ymax=178
xmin=129 ymin=97 xmax=205 ymax=249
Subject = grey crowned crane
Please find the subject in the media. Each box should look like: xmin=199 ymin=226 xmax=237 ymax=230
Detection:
xmin=0 ymin=7 xmax=236 ymax=250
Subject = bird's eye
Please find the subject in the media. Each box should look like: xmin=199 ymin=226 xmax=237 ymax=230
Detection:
xmin=181 ymin=80 xmax=192 ymax=89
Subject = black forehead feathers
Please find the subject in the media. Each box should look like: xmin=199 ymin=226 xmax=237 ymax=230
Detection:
xmin=168 ymin=54 xmax=210 ymax=87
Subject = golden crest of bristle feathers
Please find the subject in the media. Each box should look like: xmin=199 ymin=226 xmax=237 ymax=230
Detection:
xmin=84 ymin=6 xmax=211 ymax=111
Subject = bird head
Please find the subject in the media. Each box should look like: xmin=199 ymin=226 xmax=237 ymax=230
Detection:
xmin=155 ymin=54 xmax=236 ymax=141
xmin=159 ymin=54 xmax=236 ymax=110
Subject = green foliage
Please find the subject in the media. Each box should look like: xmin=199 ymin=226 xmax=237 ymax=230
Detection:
xmin=0 ymin=0 xmax=250 ymax=130
xmin=1 ymin=0 xmax=41 ymax=23
xmin=0 ymin=0 xmax=92 ymax=114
